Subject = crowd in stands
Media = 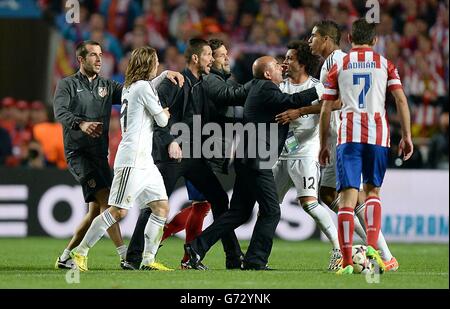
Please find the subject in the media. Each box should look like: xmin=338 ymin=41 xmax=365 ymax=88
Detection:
xmin=1 ymin=0 xmax=448 ymax=169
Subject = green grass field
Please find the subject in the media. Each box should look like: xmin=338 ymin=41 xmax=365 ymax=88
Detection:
xmin=0 ymin=237 xmax=447 ymax=289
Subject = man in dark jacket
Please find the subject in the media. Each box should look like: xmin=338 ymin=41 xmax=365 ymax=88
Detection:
xmin=185 ymin=56 xmax=324 ymax=270
xmin=53 ymin=40 xmax=126 ymax=269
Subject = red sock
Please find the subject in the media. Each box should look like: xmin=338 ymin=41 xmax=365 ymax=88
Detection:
xmin=182 ymin=202 xmax=211 ymax=262
xmin=338 ymin=207 xmax=355 ymax=267
xmin=365 ymin=196 xmax=382 ymax=249
xmin=161 ymin=205 xmax=193 ymax=241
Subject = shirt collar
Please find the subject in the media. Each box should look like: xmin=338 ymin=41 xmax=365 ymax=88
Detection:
xmin=350 ymin=47 xmax=374 ymax=52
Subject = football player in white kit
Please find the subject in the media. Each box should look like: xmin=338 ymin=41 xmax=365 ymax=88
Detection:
xmin=273 ymin=40 xmax=342 ymax=271
xmin=276 ymin=21 xmax=398 ymax=272
xmin=70 ymin=46 xmax=184 ymax=271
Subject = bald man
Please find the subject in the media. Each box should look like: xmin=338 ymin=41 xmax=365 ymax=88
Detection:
xmin=185 ymin=56 xmax=324 ymax=270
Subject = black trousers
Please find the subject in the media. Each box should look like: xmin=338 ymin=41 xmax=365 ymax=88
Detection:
xmin=126 ymin=158 xmax=242 ymax=264
xmin=192 ymin=160 xmax=281 ymax=267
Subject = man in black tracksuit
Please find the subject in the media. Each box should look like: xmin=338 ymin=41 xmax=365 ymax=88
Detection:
xmin=185 ymin=56 xmax=324 ymax=270
xmin=53 ymin=40 xmax=125 ymax=268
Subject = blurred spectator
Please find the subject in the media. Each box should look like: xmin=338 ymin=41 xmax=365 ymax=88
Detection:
xmin=22 ymin=140 xmax=46 ymax=169
xmin=143 ymin=0 xmax=169 ymax=50
xmin=99 ymin=0 xmax=142 ymax=40
xmin=29 ymin=101 xmax=48 ymax=125
xmin=0 ymin=127 xmax=12 ymax=166
xmin=33 ymin=107 xmax=67 ymax=169
xmin=84 ymin=13 xmax=123 ymax=62
xmin=428 ymin=100 xmax=449 ymax=169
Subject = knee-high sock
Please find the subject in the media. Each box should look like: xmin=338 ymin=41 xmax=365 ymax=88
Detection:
xmin=365 ymin=197 xmax=382 ymax=249
xmin=354 ymin=203 xmax=367 ymax=242
xmin=142 ymin=213 xmax=167 ymax=265
xmin=76 ymin=211 xmax=117 ymax=256
xmin=338 ymin=207 xmax=355 ymax=267
xmin=183 ymin=202 xmax=211 ymax=262
xmin=327 ymin=196 xmax=366 ymax=245
xmin=162 ymin=205 xmax=194 ymax=241
xmin=356 ymin=202 xmax=392 ymax=260
xmin=304 ymin=201 xmax=339 ymax=250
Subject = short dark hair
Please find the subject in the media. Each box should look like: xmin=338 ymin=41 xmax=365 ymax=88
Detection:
xmin=287 ymin=40 xmax=320 ymax=76
xmin=314 ymin=20 xmax=341 ymax=45
xmin=208 ymin=38 xmax=224 ymax=54
xmin=76 ymin=40 xmax=101 ymax=59
xmin=351 ymin=18 xmax=377 ymax=45
xmin=184 ymin=38 xmax=209 ymax=63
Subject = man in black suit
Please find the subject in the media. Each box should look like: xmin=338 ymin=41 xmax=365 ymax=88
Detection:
xmin=185 ymin=56 xmax=323 ymax=270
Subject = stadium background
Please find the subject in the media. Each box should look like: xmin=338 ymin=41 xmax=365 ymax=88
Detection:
xmin=0 ymin=0 xmax=448 ymax=245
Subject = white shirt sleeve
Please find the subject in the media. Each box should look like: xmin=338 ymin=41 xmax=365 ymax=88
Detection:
xmin=141 ymin=82 xmax=167 ymax=127
xmin=150 ymin=70 xmax=169 ymax=88
xmin=313 ymin=82 xmax=325 ymax=105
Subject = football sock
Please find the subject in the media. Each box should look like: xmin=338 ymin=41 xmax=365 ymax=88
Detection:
xmin=354 ymin=203 xmax=367 ymax=242
xmin=142 ymin=213 xmax=167 ymax=265
xmin=76 ymin=210 xmax=116 ymax=256
xmin=60 ymin=249 xmax=71 ymax=261
xmin=303 ymin=201 xmax=340 ymax=250
xmin=365 ymin=197 xmax=382 ymax=249
xmin=338 ymin=207 xmax=355 ymax=267
xmin=329 ymin=196 xmax=341 ymax=213
xmin=183 ymin=202 xmax=211 ymax=262
xmin=355 ymin=202 xmax=392 ymax=260
xmin=161 ymin=205 xmax=194 ymax=241
xmin=116 ymin=245 xmax=127 ymax=260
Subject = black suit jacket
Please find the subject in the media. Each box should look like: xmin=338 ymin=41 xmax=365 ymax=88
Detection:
xmin=237 ymin=79 xmax=319 ymax=170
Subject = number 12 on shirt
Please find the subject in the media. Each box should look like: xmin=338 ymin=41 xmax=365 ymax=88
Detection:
xmin=353 ymin=73 xmax=372 ymax=109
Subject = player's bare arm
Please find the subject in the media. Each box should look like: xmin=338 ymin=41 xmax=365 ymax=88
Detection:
xmin=391 ymin=88 xmax=414 ymax=161
xmin=318 ymin=99 xmax=334 ymax=166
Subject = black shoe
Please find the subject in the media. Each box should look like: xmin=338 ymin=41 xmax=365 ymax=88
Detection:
xmin=241 ymin=262 xmax=274 ymax=271
xmin=120 ymin=259 xmax=139 ymax=270
xmin=226 ymin=255 xmax=244 ymax=269
xmin=184 ymin=243 xmax=208 ymax=270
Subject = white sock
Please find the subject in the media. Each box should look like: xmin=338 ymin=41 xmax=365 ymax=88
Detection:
xmin=76 ymin=210 xmax=117 ymax=256
xmin=355 ymin=203 xmax=393 ymax=260
xmin=303 ymin=201 xmax=340 ymax=250
xmin=142 ymin=213 xmax=166 ymax=265
xmin=354 ymin=203 xmax=367 ymax=242
xmin=116 ymin=245 xmax=128 ymax=260
xmin=60 ymin=249 xmax=71 ymax=261
xmin=328 ymin=196 xmax=341 ymax=213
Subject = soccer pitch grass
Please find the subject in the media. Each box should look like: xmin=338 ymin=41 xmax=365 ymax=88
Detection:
xmin=0 ymin=237 xmax=447 ymax=289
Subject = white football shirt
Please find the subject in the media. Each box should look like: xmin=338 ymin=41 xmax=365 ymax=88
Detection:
xmin=114 ymin=79 xmax=166 ymax=168
xmin=278 ymin=77 xmax=320 ymax=159
xmin=320 ymin=49 xmax=347 ymax=143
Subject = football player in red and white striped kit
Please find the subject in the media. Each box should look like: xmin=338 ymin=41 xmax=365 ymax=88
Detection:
xmin=319 ymin=19 xmax=413 ymax=275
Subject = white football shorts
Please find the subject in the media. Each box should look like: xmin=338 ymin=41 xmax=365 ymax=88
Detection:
xmin=109 ymin=165 xmax=168 ymax=209
xmin=273 ymin=157 xmax=320 ymax=203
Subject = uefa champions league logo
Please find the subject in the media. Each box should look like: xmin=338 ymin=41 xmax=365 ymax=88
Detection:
xmin=65 ymin=0 xmax=80 ymax=24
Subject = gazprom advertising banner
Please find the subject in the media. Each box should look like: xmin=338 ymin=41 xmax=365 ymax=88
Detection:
xmin=0 ymin=168 xmax=448 ymax=243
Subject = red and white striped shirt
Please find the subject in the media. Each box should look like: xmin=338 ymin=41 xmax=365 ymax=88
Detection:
xmin=322 ymin=47 xmax=403 ymax=147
